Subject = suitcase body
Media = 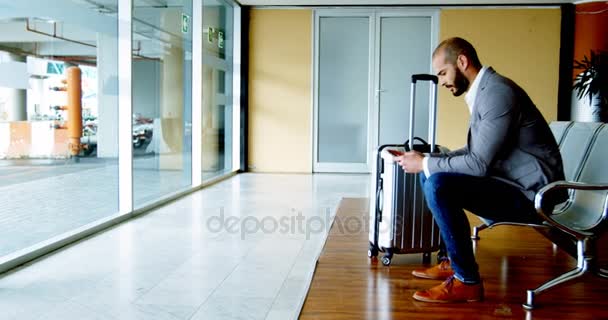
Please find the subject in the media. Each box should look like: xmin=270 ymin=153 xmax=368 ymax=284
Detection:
xmin=368 ymin=74 xmax=445 ymax=266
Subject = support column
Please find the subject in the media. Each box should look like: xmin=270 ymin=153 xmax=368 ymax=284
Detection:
xmin=0 ymin=51 xmax=27 ymax=121
xmin=159 ymin=8 xmax=184 ymax=170
xmin=96 ymin=32 xmax=119 ymax=158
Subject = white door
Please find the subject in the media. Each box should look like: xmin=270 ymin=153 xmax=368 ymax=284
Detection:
xmin=313 ymin=10 xmax=373 ymax=173
xmin=374 ymin=11 xmax=438 ymax=147
xmin=313 ymin=9 xmax=438 ymax=173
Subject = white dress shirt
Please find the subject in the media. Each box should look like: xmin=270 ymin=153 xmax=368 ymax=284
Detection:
xmin=422 ymin=66 xmax=488 ymax=177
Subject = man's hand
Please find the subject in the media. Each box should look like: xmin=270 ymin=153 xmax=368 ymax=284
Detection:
xmin=394 ymin=151 xmax=424 ymax=173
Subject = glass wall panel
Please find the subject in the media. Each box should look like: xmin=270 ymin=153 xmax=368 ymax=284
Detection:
xmin=377 ymin=16 xmax=431 ymax=145
xmin=202 ymin=0 xmax=234 ymax=181
xmin=0 ymin=0 xmax=119 ymax=257
xmin=317 ymin=17 xmax=369 ymax=165
xmin=132 ymin=0 xmax=193 ymax=207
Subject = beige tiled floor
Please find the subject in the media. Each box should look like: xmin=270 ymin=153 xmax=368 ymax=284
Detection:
xmin=0 ymin=173 xmax=369 ymax=320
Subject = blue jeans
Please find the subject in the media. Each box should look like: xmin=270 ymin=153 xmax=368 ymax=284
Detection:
xmin=420 ymin=172 xmax=539 ymax=284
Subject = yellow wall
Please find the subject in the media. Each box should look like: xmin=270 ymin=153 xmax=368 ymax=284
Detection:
xmin=247 ymin=8 xmax=561 ymax=172
xmin=437 ymin=8 xmax=561 ymax=149
xmin=248 ymin=9 xmax=312 ymax=172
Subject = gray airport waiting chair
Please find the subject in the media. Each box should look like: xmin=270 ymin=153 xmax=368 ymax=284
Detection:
xmin=467 ymin=121 xmax=608 ymax=309
xmin=524 ymin=123 xmax=608 ymax=308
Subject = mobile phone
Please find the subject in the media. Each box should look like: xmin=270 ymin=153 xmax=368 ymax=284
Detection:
xmin=388 ymin=149 xmax=404 ymax=156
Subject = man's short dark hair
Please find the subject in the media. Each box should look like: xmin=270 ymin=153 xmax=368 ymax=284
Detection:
xmin=433 ymin=37 xmax=482 ymax=68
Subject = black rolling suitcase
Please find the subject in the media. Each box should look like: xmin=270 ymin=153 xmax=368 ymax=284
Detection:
xmin=368 ymin=74 xmax=446 ymax=266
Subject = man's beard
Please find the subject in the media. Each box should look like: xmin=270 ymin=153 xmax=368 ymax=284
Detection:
xmin=451 ymin=68 xmax=469 ymax=97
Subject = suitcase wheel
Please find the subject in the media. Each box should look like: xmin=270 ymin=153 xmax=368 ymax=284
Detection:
xmin=367 ymin=243 xmax=378 ymax=258
xmin=381 ymin=255 xmax=392 ymax=266
xmin=422 ymin=252 xmax=431 ymax=264
xmin=381 ymin=249 xmax=393 ymax=266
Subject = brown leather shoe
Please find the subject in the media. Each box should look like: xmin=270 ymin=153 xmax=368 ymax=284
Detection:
xmin=412 ymin=259 xmax=454 ymax=280
xmin=412 ymin=276 xmax=484 ymax=303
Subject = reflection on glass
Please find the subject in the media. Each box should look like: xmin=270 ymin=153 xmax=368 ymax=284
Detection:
xmin=202 ymin=0 xmax=234 ymax=181
xmin=132 ymin=1 xmax=193 ymax=207
xmin=0 ymin=1 xmax=118 ymax=258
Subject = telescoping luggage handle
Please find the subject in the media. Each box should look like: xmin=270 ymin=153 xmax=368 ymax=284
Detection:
xmin=408 ymin=74 xmax=439 ymax=153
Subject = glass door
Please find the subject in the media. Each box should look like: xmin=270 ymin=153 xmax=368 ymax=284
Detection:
xmin=313 ymin=9 xmax=437 ymax=173
xmin=374 ymin=11 xmax=437 ymax=146
xmin=313 ymin=11 xmax=373 ymax=173
xmin=132 ymin=0 xmax=193 ymax=208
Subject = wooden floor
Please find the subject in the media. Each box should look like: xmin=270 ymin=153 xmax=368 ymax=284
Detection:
xmin=300 ymin=198 xmax=608 ymax=320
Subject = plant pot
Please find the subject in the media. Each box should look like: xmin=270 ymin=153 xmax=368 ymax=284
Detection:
xmin=571 ymin=92 xmax=607 ymax=123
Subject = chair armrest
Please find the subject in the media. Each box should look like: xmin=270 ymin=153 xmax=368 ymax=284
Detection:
xmin=534 ymin=181 xmax=608 ymax=239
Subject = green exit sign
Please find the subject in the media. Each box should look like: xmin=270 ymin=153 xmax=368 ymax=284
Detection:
xmin=181 ymin=13 xmax=190 ymax=33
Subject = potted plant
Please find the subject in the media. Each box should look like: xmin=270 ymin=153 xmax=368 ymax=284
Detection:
xmin=572 ymin=50 xmax=608 ymax=122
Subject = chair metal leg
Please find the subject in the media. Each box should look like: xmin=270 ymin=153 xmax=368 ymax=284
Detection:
xmin=523 ymin=264 xmax=587 ymax=310
xmin=471 ymin=223 xmax=488 ymax=240
xmin=597 ymin=267 xmax=608 ymax=278
xmin=523 ymin=239 xmax=591 ymax=310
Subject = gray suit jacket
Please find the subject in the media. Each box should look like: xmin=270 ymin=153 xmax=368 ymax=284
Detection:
xmin=426 ymin=67 xmax=565 ymax=201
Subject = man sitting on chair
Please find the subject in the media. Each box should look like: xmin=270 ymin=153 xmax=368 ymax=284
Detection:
xmin=393 ymin=37 xmax=566 ymax=303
